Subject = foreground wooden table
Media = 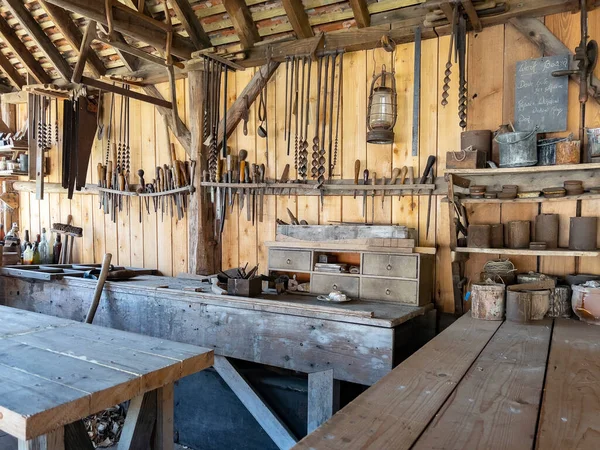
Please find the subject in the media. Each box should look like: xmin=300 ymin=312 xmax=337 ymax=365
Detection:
xmin=296 ymin=314 xmax=600 ymax=449
xmin=0 ymin=305 xmax=213 ymax=450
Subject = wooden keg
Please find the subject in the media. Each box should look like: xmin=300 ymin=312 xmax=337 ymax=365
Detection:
xmin=471 ymin=283 xmax=505 ymax=320
xmin=467 ymin=224 xmax=491 ymax=248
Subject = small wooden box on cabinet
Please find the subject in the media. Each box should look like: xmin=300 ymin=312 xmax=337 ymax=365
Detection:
xmin=266 ymin=242 xmax=434 ymax=306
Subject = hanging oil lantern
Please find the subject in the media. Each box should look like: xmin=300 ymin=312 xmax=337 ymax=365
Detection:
xmin=367 ymin=64 xmax=397 ymax=144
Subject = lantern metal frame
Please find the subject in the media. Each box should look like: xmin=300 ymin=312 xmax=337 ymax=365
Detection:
xmin=366 ymin=64 xmax=397 ymax=145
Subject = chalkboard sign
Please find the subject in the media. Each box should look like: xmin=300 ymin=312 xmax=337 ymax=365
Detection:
xmin=514 ymin=55 xmax=569 ymax=133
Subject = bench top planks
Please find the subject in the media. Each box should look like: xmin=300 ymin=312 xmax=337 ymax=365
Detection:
xmin=294 ymin=314 xmax=503 ymax=450
xmin=414 ymin=319 xmax=552 ymax=450
xmin=0 ymin=305 xmax=213 ymax=441
xmin=536 ymin=319 xmax=600 ymax=449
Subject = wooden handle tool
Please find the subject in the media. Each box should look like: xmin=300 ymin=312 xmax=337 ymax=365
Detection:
xmin=354 ymin=159 xmax=360 ymax=199
xmin=362 ymin=169 xmax=369 ymax=220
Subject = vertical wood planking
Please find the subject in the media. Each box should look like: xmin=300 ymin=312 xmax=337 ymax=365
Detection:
xmin=141 ymin=99 xmax=158 ymax=270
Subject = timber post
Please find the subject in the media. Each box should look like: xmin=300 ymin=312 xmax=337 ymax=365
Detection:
xmin=188 ymin=65 xmax=221 ymax=275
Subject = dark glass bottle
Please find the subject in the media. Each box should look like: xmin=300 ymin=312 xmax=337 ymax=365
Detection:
xmin=53 ymin=234 xmax=62 ymax=264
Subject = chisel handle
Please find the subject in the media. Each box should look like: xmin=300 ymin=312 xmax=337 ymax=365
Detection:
xmin=371 ymin=172 xmax=376 ymax=190
xmin=390 ymin=167 xmax=401 ymax=185
xmin=419 ymin=155 xmax=436 ymax=184
xmin=106 ymin=161 xmax=113 ymax=189
xmin=399 ymin=166 xmax=408 ymax=184
xmin=240 ymin=161 xmax=246 ymax=183
xmin=259 ymin=164 xmax=265 ymax=183
xmin=137 ymin=169 xmax=145 ymax=189
xmin=363 ymin=169 xmax=369 ymax=186
xmin=97 ymin=163 xmax=103 ymax=186
xmin=354 ymin=160 xmax=360 ymax=185
xmin=408 ymin=167 xmax=414 ymax=184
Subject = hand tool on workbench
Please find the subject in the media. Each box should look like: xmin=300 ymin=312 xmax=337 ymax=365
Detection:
xmin=257 ymin=72 xmax=269 ymax=165
xmin=389 ymin=167 xmax=400 ymax=200
xmin=258 ymin=164 xmax=265 ymax=223
xmin=419 ymin=155 xmax=436 ymax=239
xmin=362 ymin=169 xmax=369 ymax=220
xmin=371 ymin=172 xmax=376 ymax=224
xmin=241 ymin=95 xmax=249 ymax=136
xmin=441 ymin=6 xmax=457 ymax=107
xmin=287 ymin=208 xmax=299 ymax=225
xmin=299 ymin=57 xmax=311 ymax=182
xmin=136 ymin=169 xmax=145 ymax=222
xmin=380 ymin=173 xmax=386 ymax=209
xmin=398 ymin=166 xmax=408 ymax=200
xmin=293 ymin=57 xmax=300 ymax=176
xmin=298 ymin=57 xmax=306 ymax=175
xmin=239 ymin=149 xmax=248 ymax=212
xmin=284 ymin=57 xmax=289 ymax=142
xmin=226 ymin=154 xmax=233 ymax=210
xmin=85 ymin=253 xmax=112 ymax=324
xmin=353 ymin=160 xmax=360 ymax=199
xmin=287 ymin=56 xmax=295 ymax=157
xmin=332 ymin=52 xmax=343 ymax=176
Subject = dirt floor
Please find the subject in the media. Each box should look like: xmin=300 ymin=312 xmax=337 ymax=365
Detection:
xmin=0 ymin=433 xmax=191 ymax=449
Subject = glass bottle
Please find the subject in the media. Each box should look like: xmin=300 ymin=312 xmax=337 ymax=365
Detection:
xmin=21 ymin=230 xmax=30 ymax=256
xmin=32 ymin=235 xmax=41 ymax=264
xmin=5 ymin=222 xmax=18 ymax=239
xmin=39 ymin=228 xmax=50 ymax=264
xmin=23 ymin=244 xmax=33 ymax=264
xmin=53 ymin=234 xmax=62 ymax=264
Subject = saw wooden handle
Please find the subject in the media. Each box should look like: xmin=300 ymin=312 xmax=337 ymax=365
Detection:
xmin=390 ymin=167 xmax=401 ymax=185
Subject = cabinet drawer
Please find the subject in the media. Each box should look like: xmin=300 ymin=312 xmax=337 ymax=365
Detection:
xmin=362 ymin=253 xmax=418 ymax=278
xmin=269 ymin=249 xmax=311 ymax=271
xmin=361 ymin=278 xmax=418 ymax=304
xmin=311 ymin=274 xmax=359 ymax=297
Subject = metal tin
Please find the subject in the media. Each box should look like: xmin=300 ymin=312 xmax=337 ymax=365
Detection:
xmin=556 ymin=140 xmax=581 ymax=164
xmin=569 ymin=217 xmax=598 ymax=250
xmin=506 ymin=289 xmax=549 ymax=322
xmin=507 ymin=220 xmax=531 ymax=249
xmin=527 ymin=289 xmax=551 ymax=320
xmin=537 ymin=137 xmax=563 ymax=165
xmin=496 ymin=130 xmax=538 ymax=168
xmin=462 ymin=130 xmax=492 ymax=158
xmin=542 ymin=187 xmax=566 ymax=198
xmin=586 ymin=128 xmax=600 ymax=157
xmin=517 ymin=272 xmax=555 ymax=284
xmin=490 ymin=223 xmax=504 ymax=248
xmin=471 ymin=283 xmax=505 ymax=320
xmin=529 ymin=242 xmax=547 ymax=250
xmin=535 ymin=213 xmax=559 ymax=249
xmin=467 ymin=224 xmax=491 ymax=248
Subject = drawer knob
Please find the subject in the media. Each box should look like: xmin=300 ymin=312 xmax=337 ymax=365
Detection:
xmin=386 ymin=289 xmax=391 ymax=295
xmin=332 ymin=284 xmax=338 ymax=290
xmin=386 ymin=264 xmax=392 ymax=271
xmin=286 ymin=259 xmax=291 ymax=265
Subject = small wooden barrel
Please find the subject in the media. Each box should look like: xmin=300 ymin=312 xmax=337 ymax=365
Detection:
xmin=467 ymin=224 xmax=491 ymax=248
xmin=507 ymin=220 xmax=531 ymax=249
xmin=471 ymin=283 xmax=505 ymax=320
xmin=548 ymin=285 xmax=571 ymax=318
xmin=535 ymin=214 xmax=559 ymax=249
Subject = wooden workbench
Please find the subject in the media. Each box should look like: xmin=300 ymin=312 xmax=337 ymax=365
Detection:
xmin=296 ymin=315 xmax=600 ymax=449
xmin=0 ymin=274 xmax=433 ymax=387
xmin=0 ymin=305 xmax=213 ymax=449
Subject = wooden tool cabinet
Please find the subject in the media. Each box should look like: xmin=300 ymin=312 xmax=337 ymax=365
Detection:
xmin=266 ymin=242 xmax=434 ymax=306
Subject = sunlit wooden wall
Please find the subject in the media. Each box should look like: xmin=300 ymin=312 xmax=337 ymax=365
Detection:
xmin=16 ymin=10 xmax=600 ymax=313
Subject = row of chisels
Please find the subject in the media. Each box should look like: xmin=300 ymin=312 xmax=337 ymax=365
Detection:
xmin=96 ymin=143 xmax=196 ymax=223
xmin=205 ymin=149 xmax=266 ymax=240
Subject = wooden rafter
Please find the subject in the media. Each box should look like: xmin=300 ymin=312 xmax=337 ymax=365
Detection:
xmin=222 ymin=0 xmax=261 ymax=50
xmin=0 ymin=50 xmax=25 ymax=88
xmin=240 ymin=0 xmax=578 ymax=67
xmin=170 ymin=0 xmax=212 ymax=50
xmin=44 ymin=0 xmax=196 ymax=59
xmin=37 ymin=0 xmax=106 ymax=78
xmin=0 ymin=15 xmax=51 ymax=84
xmin=461 ymin=0 xmax=482 ymax=31
xmin=348 ymin=0 xmax=371 ymax=28
xmin=101 ymin=27 xmax=140 ymax=72
xmin=281 ymin=0 xmax=314 ymax=39
xmin=72 ymin=21 xmax=97 ymax=83
xmin=4 ymin=0 xmax=73 ymax=80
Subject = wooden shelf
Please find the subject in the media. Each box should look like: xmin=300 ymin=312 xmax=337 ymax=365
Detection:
xmin=460 ymin=192 xmax=600 ymax=204
xmin=454 ymin=247 xmax=600 ymax=257
xmin=444 ymin=163 xmax=600 ymax=176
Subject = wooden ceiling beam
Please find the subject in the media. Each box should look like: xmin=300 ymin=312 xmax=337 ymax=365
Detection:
xmin=240 ymin=0 xmax=578 ymax=67
xmin=349 ymin=0 xmax=371 ymax=28
xmin=0 ymin=16 xmax=51 ymax=84
xmin=281 ymin=0 xmax=314 ymax=39
xmin=0 ymin=50 xmax=25 ymax=89
xmin=222 ymin=0 xmax=261 ymax=50
xmin=72 ymin=20 xmax=96 ymax=83
xmin=44 ymin=0 xmax=196 ymax=59
xmin=37 ymin=0 xmax=106 ymax=78
xmin=3 ymin=0 xmax=73 ymax=80
xmin=170 ymin=0 xmax=212 ymax=49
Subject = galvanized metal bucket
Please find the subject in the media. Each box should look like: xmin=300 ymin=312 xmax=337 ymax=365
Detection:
xmin=495 ymin=128 xmax=538 ymax=168
xmin=586 ymin=127 xmax=600 ymax=157
xmin=537 ymin=137 xmax=566 ymax=165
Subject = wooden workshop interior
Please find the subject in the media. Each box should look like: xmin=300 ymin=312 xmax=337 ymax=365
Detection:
xmin=0 ymin=0 xmax=599 ymax=448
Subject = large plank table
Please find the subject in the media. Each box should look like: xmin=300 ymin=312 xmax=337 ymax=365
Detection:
xmin=0 ymin=274 xmax=433 ymax=386
xmin=296 ymin=314 xmax=600 ymax=449
xmin=0 ymin=305 xmax=213 ymax=450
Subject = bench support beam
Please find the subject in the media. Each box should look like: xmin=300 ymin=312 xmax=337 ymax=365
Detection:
xmin=308 ymin=369 xmax=340 ymax=433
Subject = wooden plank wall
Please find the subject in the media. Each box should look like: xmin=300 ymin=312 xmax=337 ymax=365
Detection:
xmin=15 ymin=10 xmax=600 ymax=313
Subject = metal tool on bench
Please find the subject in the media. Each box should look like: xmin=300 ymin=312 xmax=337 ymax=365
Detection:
xmin=419 ymin=155 xmax=436 ymax=239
